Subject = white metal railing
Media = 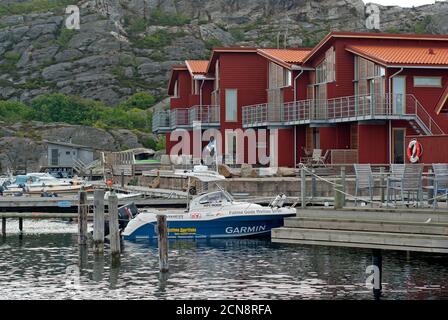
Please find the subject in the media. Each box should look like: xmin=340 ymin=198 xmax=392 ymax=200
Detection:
xmin=170 ymin=108 xmax=190 ymax=128
xmin=242 ymin=94 xmax=444 ymax=136
xmin=153 ymin=105 xmax=220 ymax=133
xmin=152 ymin=110 xmax=170 ymax=132
xmin=188 ymin=105 xmax=220 ymax=125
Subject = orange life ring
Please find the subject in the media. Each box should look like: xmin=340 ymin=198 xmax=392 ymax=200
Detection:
xmin=407 ymin=139 xmax=423 ymax=163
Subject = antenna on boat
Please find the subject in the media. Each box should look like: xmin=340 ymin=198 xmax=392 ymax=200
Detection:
xmin=205 ymin=136 xmax=218 ymax=173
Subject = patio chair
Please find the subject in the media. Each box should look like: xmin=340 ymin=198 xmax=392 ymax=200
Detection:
xmin=354 ymin=164 xmax=374 ymax=206
xmin=310 ymin=149 xmax=322 ymax=165
xmin=299 ymin=147 xmax=314 ymax=165
xmin=432 ymin=163 xmax=448 ymax=208
xmin=386 ymin=164 xmax=405 ymax=205
xmin=315 ymin=149 xmax=330 ymax=166
xmin=400 ymin=164 xmax=423 ymax=207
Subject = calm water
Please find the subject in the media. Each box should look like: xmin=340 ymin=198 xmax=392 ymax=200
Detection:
xmin=0 ymin=219 xmax=447 ymax=300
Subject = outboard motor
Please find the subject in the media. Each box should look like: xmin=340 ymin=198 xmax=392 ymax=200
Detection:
xmin=104 ymin=202 xmax=139 ymax=236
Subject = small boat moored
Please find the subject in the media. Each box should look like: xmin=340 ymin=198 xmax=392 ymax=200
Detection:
xmin=122 ymin=166 xmax=296 ymax=240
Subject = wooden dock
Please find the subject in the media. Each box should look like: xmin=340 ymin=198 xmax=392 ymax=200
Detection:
xmin=0 ymin=195 xmax=187 ymax=212
xmin=272 ymin=207 xmax=448 ymax=253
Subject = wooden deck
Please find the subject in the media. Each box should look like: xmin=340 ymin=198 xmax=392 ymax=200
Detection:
xmin=272 ymin=207 xmax=448 ymax=254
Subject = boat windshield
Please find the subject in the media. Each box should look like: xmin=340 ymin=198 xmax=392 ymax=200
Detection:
xmin=14 ymin=175 xmax=37 ymax=184
xmin=192 ymin=190 xmax=233 ymax=208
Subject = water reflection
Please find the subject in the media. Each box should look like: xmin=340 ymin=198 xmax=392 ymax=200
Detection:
xmin=0 ymin=226 xmax=448 ymax=299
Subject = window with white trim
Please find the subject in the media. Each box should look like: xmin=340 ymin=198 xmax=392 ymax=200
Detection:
xmin=225 ymin=89 xmax=237 ymax=122
xmin=413 ymin=76 xmax=442 ymax=87
xmin=173 ymin=80 xmax=179 ymax=98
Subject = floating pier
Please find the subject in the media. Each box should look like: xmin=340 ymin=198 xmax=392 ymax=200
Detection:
xmin=272 ymin=207 xmax=448 ymax=253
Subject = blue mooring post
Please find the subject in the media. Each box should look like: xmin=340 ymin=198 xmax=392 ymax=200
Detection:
xmin=372 ymin=249 xmax=382 ymax=300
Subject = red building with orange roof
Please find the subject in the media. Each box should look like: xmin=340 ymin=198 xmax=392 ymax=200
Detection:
xmin=154 ymin=32 xmax=448 ymax=167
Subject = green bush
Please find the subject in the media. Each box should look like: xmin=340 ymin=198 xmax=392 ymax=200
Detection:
xmin=134 ymin=30 xmax=175 ymax=48
xmin=229 ymin=28 xmax=245 ymax=42
xmin=127 ymin=17 xmax=148 ymax=34
xmin=0 ymin=0 xmax=72 ymax=17
xmin=414 ymin=16 xmax=432 ymax=34
xmin=56 ymin=28 xmax=75 ymax=48
xmin=205 ymin=38 xmax=223 ymax=50
xmin=0 ymin=51 xmax=21 ymax=73
xmin=118 ymin=92 xmax=156 ymax=110
xmin=149 ymin=9 xmax=190 ymax=26
xmin=1 ymin=93 xmax=156 ymax=133
xmin=0 ymin=100 xmax=32 ymax=122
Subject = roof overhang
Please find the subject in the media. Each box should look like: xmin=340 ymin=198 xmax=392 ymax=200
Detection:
xmin=193 ymin=75 xmax=215 ymax=80
xmin=303 ymin=31 xmax=448 ymax=65
xmin=167 ymin=65 xmax=188 ymax=96
xmin=346 ymin=47 xmax=448 ymax=69
xmin=207 ymin=47 xmax=258 ymax=73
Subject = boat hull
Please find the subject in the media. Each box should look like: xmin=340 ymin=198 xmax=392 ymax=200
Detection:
xmin=123 ymin=213 xmax=295 ymax=240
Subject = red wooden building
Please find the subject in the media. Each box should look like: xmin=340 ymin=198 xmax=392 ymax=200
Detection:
xmin=153 ymin=32 xmax=448 ymax=167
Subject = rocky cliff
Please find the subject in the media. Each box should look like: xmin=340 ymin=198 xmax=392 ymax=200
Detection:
xmin=1 ymin=0 xmax=448 ymax=106
xmin=1 ymin=0 xmax=448 ymax=172
xmin=0 ymin=120 xmax=149 ymax=172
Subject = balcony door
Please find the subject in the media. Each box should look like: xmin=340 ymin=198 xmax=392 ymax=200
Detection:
xmin=392 ymin=128 xmax=405 ymax=164
xmin=392 ymin=76 xmax=406 ymax=115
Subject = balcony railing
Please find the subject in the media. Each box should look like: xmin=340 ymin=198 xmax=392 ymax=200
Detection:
xmin=152 ymin=110 xmax=170 ymax=133
xmin=152 ymin=105 xmax=220 ymax=133
xmin=188 ymin=105 xmax=220 ymax=126
xmin=242 ymin=94 xmax=444 ymax=136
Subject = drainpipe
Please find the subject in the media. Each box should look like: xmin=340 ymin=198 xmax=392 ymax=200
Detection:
xmin=293 ymin=69 xmax=304 ymax=168
xmin=387 ymin=67 xmax=404 ymax=164
xmin=199 ymin=79 xmax=205 ymax=120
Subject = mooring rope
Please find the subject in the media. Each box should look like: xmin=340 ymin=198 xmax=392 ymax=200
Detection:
xmin=296 ymin=163 xmax=447 ymax=208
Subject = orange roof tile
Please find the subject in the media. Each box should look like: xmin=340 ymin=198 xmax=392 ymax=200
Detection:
xmin=346 ymin=45 xmax=448 ymax=66
xmin=185 ymin=60 xmax=209 ymax=75
xmin=258 ymin=48 xmax=312 ymax=68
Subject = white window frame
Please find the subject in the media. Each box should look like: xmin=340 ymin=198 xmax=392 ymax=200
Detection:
xmin=225 ymin=89 xmax=238 ymax=122
xmin=413 ymin=76 xmax=442 ymax=88
xmin=173 ymin=80 xmax=179 ymax=98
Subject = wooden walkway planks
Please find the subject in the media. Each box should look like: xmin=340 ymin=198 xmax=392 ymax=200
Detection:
xmin=272 ymin=208 xmax=448 ymax=254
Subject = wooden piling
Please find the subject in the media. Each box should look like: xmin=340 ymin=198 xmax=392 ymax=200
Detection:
xmin=19 ymin=217 xmax=23 ymax=234
xmin=1 ymin=217 xmax=5 ymax=237
xmin=301 ymin=167 xmax=306 ymax=209
xmin=108 ymin=192 xmax=121 ymax=257
xmin=93 ymin=189 xmax=105 ymax=253
xmin=78 ymin=190 xmax=88 ymax=246
xmin=334 ymin=183 xmax=343 ymax=210
xmin=311 ymin=169 xmax=316 ymax=200
xmin=341 ymin=166 xmax=346 ymax=207
xmin=372 ymin=249 xmax=382 ymax=300
xmin=428 ymin=169 xmax=434 ymax=206
xmin=157 ymin=214 xmax=169 ymax=272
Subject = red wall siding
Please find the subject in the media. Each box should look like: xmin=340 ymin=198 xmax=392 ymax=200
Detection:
xmin=218 ymin=52 xmax=268 ymax=163
xmin=400 ymin=68 xmax=448 ymax=133
xmin=276 ymin=128 xmax=295 ymax=167
xmin=405 ymin=135 xmax=448 ymax=164
xmin=358 ymin=124 xmax=388 ymax=164
xmin=170 ymin=71 xmax=192 ymax=109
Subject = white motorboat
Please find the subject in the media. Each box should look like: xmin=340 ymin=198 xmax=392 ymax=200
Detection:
xmin=122 ymin=166 xmax=296 ymax=240
xmin=1 ymin=173 xmax=90 ymax=195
